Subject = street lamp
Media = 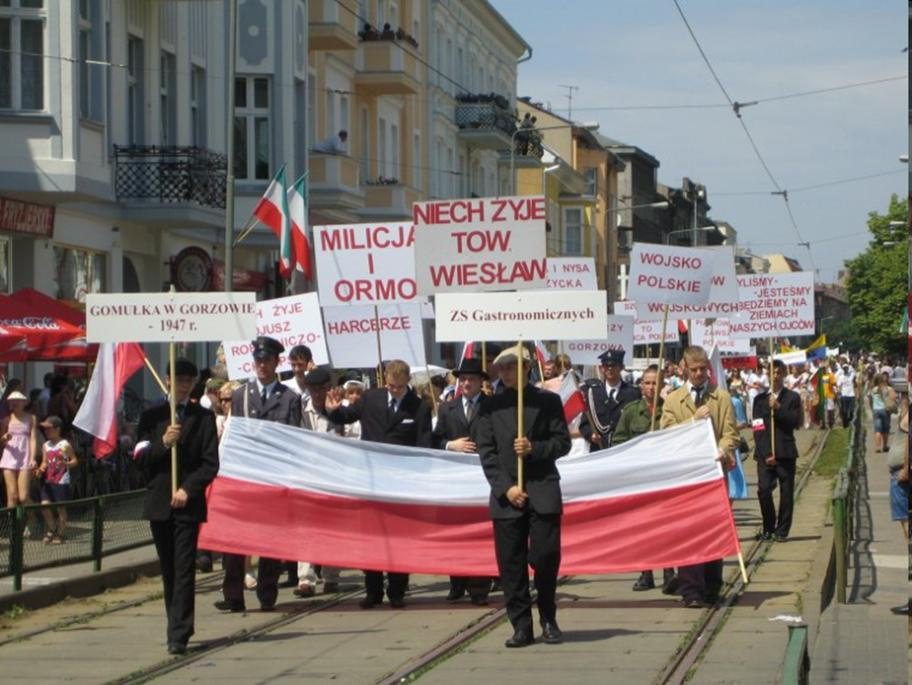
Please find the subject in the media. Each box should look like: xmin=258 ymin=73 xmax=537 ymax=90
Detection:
xmin=510 ymin=121 xmax=599 ymax=195
xmin=665 ymin=226 xmax=717 ymax=245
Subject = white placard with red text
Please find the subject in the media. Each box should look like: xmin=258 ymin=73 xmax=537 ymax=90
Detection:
xmin=627 ymin=243 xmax=721 ymax=313
xmin=633 ymin=246 xmax=740 ymax=319
xmin=413 ymin=196 xmax=547 ymax=295
xmin=221 ymin=293 xmax=330 ymax=380
xmin=559 ymin=315 xmax=635 ymax=361
xmin=547 ymin=257 xmax=598 ymax=291
xmin=614 ymin=301 xmax=678 ymax=345
xmin=314 ymin=222 xmax=416 ymax=306
xmin=730 ymin=272 xmax=815 ymax=339
xmin=322 ymin=303 xmax=426 ymax=368
xmin=690 ymin=318 xmax=752 ymax=354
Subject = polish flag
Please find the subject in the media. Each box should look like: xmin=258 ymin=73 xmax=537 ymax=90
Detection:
xmin=533 ymin=340 xmax=548 ymax=369
xmin=558 ymin=371 xmax=586 ymax=423
xmin=73 ymin=342 xmax=146 ymax=459
xmin=252 ymin=165 xmax=294 ymax=278
xmin=287 ymin=174 xmax=313 ymax=280
xmin=459 ymin=341 xmax=475 ymax=362
xmin=707 ymin=344 xmax=727 ymax=390
xmin=199 ymin=418 xmax=741 ymax=575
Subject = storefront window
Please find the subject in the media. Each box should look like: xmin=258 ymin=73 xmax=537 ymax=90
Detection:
xmin=0 ymin=237 xmax=9 ymax=294
xmin=54 ymin=245 xmax=105 ymax=302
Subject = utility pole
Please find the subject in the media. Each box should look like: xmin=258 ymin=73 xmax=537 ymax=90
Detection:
xmin=558 ymin=84 xmax=579 ymax=120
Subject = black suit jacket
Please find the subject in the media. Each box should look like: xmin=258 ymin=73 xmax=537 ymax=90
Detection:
xmin=137 ymin=402 xmax=219 ymax=522
xmin=432 ymin=393 xmax=489 ymax=448
xmin=329 ymin=387 xmax=432 ymax=447
xmin=578 ymin=379 xmax=641 ymax=446
xmin=472 ymin=385 xmax=571 ymax=519
xmin=231 ymin=379 xmax=302 ymax=427
xmin=752 ymin=388 xmax=803 ymax=461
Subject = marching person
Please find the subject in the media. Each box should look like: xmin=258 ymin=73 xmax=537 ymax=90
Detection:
xmin=136 ymin=359 xmax=219 ymax=655
xmin=325 ymin=359 xmax=433 ymax=609
xmin=752 ymin=359 xmax=803 ymax=542
xmin=217 ymin=337 xmax=301 ymax=613
xmin=660 ymin=346 xmax=740 ymax=608
xmin=282 ymin=344 xmax=316 ymax=400
xmin=432 ymin=357 xmax=493 ymax=606
xmin=579 ymin=349 xmax=641 ymax=450
xmin=473 ymin=344 xmax=571 ymax=647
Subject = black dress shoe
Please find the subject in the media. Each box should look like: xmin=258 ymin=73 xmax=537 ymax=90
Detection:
xmin=504 ymin=629 xmax=534 ymax=648
xmin=259 ymin=602 xmax=276 ymax=612
xmin=632 ymin=571 xmax=655 ymax=591
xmin=469 ymin=595 xmax=489 ymax=606
xmin=661 ymin=571 xmax=680 ymax=596
xmin=167 ymin=642 xmax=187 ymax=655
xmin=774 ymin=534 xmax=788 ymax=542
xmin=214 ymin=599 xmax=245 ymax=613
xmin=540 ymin=621 xmax=563 ymax=644
xmin=388 ymin=597 xmax=406 ymax=609
xmin=755 ymin=531 xmax=773 ymax=541
xmin=683 ymin=597 xmax=708 ymax=609
xmin=446 ymin=587 xmax=466 ymax=602
xmin=359 ymin=595 xmax=383 ymax=609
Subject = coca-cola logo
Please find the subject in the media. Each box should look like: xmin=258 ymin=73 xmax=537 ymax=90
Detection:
xmin=0 ymin=317 xmax=61 ymax=330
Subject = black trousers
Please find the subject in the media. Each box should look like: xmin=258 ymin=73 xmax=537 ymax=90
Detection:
xmin=364 ymin=570 xmax=409 ymax=601
xmin=150 ymin=518 xmax=199 ymax=646
xmin=222 ymin=552 xmax=283 ymax=607
xmin=840 ymin=397 xmax=855 ymax=428
xmin=757 ymin=458 xmax=796 ymax=537
xmin=493 ymin=511 xmax=561 ymax=632
xmin=677 ymin=559 xmax=723 ymax=603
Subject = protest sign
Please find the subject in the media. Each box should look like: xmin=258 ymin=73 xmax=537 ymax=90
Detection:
xmin=322 ymin=303 xmax=426 ymax=368
xmin=774 ymin=349 xmax=808 ymax=365
xmin=221 ymin=293 xmax=329 ymax=380
xmin=627 ymin=243 xmax=720 ymax=312
xmin=86 ymin=292 xmax=257 ymax=343
xmin=435 ymin=290 xmax=607 ymax=342
xmin=614 ymin=301 xmax=678 ymax=345
xmin=633 ymin=246 xmax=740 ymax=319
xmin=730 ymin=272 xmax=815 ymax=339
xmin=690 ymin=318 xmax=752 ymax=354
xmin=314 ymin=222 xmax=416 ymax=306
xmin=547 ymin=257 xmax=598 ymax=291
xmin=559 ymin=315 xmax=635 ymax=361
xmin=413 ymin=196 xmax=547 ymax=295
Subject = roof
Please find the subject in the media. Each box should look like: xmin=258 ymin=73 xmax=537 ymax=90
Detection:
xmin=595 ymin=133 xmax=660 ymax=168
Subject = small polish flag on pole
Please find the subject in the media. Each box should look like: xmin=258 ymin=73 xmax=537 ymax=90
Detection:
xmin=558 ymin=371 xmax=586 ymax=423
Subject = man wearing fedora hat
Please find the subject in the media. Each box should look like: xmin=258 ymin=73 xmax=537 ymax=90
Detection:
xmin=473 ymin=343 xmax=570 ymax=647
xmin=433 ymin=357 xmax=493 ymax=605
xmin=216 ymin=336 xmax=301 ymax=614
xmin=579 ymin=349 xmax=641 ymax=449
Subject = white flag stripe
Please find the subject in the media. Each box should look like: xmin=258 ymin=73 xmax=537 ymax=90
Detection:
xmin=73 ymin=342 xmax=115 ymax=440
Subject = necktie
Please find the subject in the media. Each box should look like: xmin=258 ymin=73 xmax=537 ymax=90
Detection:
xmin=176 ymin=404 xmax=186 ymax=422
xmin=693 ymin=386 xmax=703 ymax=406
xmin=465 ymin=398 xmax=476 ymax=423
xmin=388 ymin=397 xmax=397 ymax=421
xmin=608 ymin=388 xmax=617 ymax=403
xmin=261 ymin=387 xmax=269 ymax=404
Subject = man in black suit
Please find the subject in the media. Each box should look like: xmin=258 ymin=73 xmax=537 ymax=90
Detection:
xmin=325 ymin=359 xmax=432 ymax=608
xmin=579 ymin=349 xmax=641 ymax=449
xmin=432 ymin=357 xmax=492 ymax=605
xmin=216 ymin=336 xmax=302 ymax=613
xmin=137 ymin=359 xmax=219 ymax=655
xmin=753 ymin=359 xmax=804 ymax=542
xmin=473 ymin=344 xmax=571 ymax=647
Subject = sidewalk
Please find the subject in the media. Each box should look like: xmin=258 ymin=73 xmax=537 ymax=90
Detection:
xmin=809 ymin=423 xmax=908 ymax=683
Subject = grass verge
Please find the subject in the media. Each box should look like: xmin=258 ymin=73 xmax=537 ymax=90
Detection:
xmin=813 ymin=427 xmax=848 ymax=478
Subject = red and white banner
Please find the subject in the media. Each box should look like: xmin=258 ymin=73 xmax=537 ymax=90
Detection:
xmin=546 ymin=257 xmax=598 ymax=291
xmin=199 ymin=417 xmax=741 ymax=575
xmin=558 ymin=371 xmax=586 ymax=423
xmin=413 ymin=196 xmax=547 ymax=295
xmin=627 ymin=243 xmax=721 ymax=313
xmin=322 ymin=303 xmax=426 ymax=368
xmin=221 ymin=293 xmax=329 ymax=380
xmin=731 ymin=272 xmax=815 ymax=339
xmin=314 ymin=222 xmax=416 ymax=306
xmin=559 ymin=315 xmax=635 ymax=362
xmin=614 ymin=301 xmax=678 ymax=345
xmin=690 ymin=318 xmax=752 ymax=354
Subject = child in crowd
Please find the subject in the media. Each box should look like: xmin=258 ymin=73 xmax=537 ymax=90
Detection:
xmin=36 ymin=415 xmax=78 ymax=544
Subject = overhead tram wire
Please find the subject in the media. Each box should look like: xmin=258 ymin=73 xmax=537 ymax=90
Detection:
xmin=714 ymin=169 xmax=906 ymax=196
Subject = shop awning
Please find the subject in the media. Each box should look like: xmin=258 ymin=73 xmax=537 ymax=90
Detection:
xmin=0 ymin=289 xmax=95 ymax=362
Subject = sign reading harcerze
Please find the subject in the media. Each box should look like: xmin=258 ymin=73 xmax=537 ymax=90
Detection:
xmin=413 ymin=196 xmax=547 ymax=295
xmin=730 ymin=271 xmax=815 ymax=339
xmin=322 ymin=302 xmax=426 ymax=368
xmin=86 ymin=292 xmax=258 ymax=343
xmin=627 ymin=243 xmax=720 ymax=312
xmin=0 ymin=197 xmax=55 ymax=238
xmin=435 ymin=290 xmax=607 ymax=342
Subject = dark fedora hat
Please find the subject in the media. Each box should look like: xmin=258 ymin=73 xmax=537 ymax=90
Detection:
xmin=453 ymin=357 xmax=488 ymax=380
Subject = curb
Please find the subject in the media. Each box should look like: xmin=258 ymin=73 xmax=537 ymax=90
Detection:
xmin=0 ymin=559 xmax=161 ymax=614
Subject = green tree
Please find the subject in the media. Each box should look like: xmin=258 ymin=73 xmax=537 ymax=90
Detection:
xmin=844 ymin=194 xmax=908 ymax=356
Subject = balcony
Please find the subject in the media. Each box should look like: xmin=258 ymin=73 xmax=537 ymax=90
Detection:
xmin=354 ymin=41 xmax=420 ymax=95
xmin=358 ymin=182 xmax=421 ymax=220
xmin=455 ymin=95 xmax=516 ymax=150
xmin=308 ymin=152 xmax=364 ymax=220
xmin=309 ymin=0 xmax=358 ymax=51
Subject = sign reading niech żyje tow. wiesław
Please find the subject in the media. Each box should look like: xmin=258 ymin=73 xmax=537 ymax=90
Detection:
xmin=730 ymin=271 xmax=815 ymax=340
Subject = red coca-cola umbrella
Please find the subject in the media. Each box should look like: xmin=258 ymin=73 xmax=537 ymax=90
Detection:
xmin=0 ymin=290 xmax=93 ymax=362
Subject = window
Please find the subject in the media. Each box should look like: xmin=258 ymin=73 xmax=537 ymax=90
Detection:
xmin=191 ymin=66 xmax=206 ymax=147
xmin=234 ymin=76 xmax=271 ymax=180
xmin=0 ymin=0 xmax=45 ymax=110
xmin=293 ymin=77 xmax=305 ymax=173
xmin=54 ymin=246 xmax=106 ymax=303
xmin=377 ymin=116 xmax=386 ymax=179
xmin=564 ymin=208 xmax=582 ymax=255
xmin=160 ymin=51 xmax=176 ymax=144
xmin=390 ymin=122 xmax=399 ymax=180
xmin=376 ymin=0 xmax=384 ymax=27
xmin=412 ymin=132 xmax=420 ymax=190
xmin=127 ymin=35 xmax=144 ymax=144
xmin=306 ymin=71 xmax=316 ymax=150
xmin=78 ymin=2 xmax=91 ymax=117
xmin=584 ymin=168 xmax=597 ymax=196
xmin=339 ymin=94 xmax=349 ymax=137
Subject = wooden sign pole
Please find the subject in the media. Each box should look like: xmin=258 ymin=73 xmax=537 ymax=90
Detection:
xmin=516 ymin=339 xmax=525 ymax=493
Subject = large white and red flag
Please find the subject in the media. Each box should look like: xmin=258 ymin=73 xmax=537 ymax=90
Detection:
xmin=199 ymin=418 xmax=741 ymax=575
xmin=251 ymin=165 xmax=294 ymax=278
xmin=73 ymin=342 xmax=145 ymax=459
xmin=558 ymin=371 xmax=585 ymax=423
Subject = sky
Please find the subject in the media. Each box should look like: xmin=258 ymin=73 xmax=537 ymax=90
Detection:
xmin=496 ymin=0 xmax=907 ymax=282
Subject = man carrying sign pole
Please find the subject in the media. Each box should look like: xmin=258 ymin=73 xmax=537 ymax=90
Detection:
xmin=473 ymin=343 xmax=570 ymax=647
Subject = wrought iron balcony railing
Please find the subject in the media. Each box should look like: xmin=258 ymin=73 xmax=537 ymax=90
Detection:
xmin=455 ymin=100 xmax=517 ymax=138
xmin=114 ymin=145 xmax=227 ymax=209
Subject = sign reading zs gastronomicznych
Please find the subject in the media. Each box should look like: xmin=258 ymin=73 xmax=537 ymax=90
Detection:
xmin=85 ymin=292 xmax=258 ymax=343
xmin=626 ymin=243 xmax=720 ymax=310
xmin=314 ymin=222 xmax=416 ymax=306
xmin=435 ymin=290 xmax=607 ymax=342
xmin=412 ymin=195 xmax=547 ymax=295
xmin=730 ymin=271 xmax=815 ymax=339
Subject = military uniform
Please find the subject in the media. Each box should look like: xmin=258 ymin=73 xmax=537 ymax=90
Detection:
xmin=578 ymin=349 xmax=641 ymax=448
xmin=612 ymin=397 xmax=663 ymax=446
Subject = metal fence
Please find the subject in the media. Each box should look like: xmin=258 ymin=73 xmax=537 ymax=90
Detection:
xmin=831 ymin=402 xmax=865 ymax=604
xmin=0 ymin=490 xmax=151 ymax=591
